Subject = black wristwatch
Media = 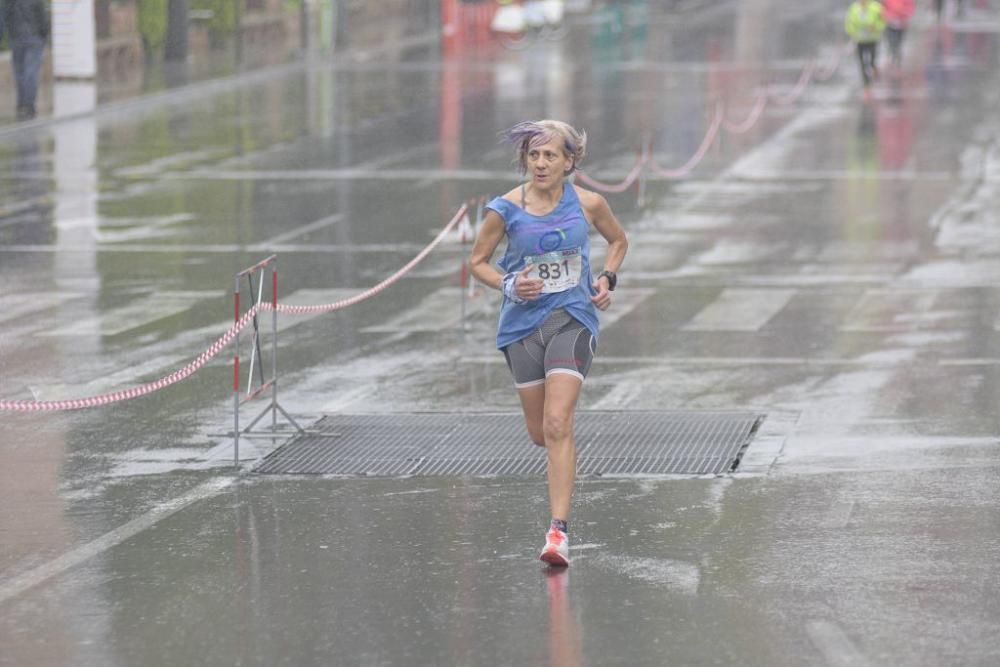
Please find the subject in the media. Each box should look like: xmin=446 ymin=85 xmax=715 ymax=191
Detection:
xmin=598 ymin=270 xmax=617 ymax=291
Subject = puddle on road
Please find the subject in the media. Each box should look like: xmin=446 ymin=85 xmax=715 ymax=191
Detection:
xmin=595 ymin=554 xmax=701 ymax=595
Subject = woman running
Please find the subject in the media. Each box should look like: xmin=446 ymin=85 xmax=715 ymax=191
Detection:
xmin=469 ymin=120 xmax=628 ymax=566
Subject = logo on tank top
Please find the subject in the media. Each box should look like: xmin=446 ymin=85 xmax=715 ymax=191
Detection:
xmin=538 ymin=229 xmax=567 ymax=252
xmin=518 ymin=210 xmax=584 ymax=254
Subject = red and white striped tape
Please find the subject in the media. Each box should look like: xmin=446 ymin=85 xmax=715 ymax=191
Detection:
xmin=0 ymin=204 xmax=468 ymax=412
xmin=0 ymin=306 xmax=259 ymax=412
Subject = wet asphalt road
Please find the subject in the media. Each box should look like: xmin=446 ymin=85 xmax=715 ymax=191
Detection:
xmin=2 ymin=1 xmax=1000 ymax=665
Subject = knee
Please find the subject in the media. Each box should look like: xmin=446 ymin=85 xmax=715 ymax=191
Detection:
xmin=542 ymin=412 xmax=573 ymax=444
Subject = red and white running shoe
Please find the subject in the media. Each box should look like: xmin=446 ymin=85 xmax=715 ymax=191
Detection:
xmin=539 ymin=528 xmax=570 ymax=567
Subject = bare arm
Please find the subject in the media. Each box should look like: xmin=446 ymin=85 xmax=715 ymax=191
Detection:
xmin=577 ymin=188 xmax=628 ymax=309
xmin=469 ymin=209 xmax=544 ymax=300
xmin=580 ymin=189 xmax=627 ymax=272
xmin=469 ymin=210 xmax=507 ymax=291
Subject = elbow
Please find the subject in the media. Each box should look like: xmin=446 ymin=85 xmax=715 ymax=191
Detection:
xmin=468 ymin=257 xmax=481 ymax=279
xmin=468 ymin=256 xmax=490 ymax=283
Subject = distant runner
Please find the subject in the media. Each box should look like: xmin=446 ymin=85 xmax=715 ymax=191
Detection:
xmin=845 ymin=0 xmax=887 ymax=102
xmin=469 ymin=120 xmax=628 ymax=567
xmin=882 ymin=0 xmax=915 ymax=69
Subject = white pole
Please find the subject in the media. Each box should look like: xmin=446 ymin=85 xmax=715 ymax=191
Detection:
xmin=51 ymin=0 xmax=97 ymax=79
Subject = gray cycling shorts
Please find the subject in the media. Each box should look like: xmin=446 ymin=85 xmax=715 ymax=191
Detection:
xmin=501 ymin=309 xmax=596 ymax=388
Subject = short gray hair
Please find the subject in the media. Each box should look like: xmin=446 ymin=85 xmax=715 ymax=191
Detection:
xmin=502 ymin=119 xmax=587 ymax=175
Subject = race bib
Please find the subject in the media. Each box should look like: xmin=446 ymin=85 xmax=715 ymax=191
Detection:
xmin=524 ymin=248 xmax=582 ymax=293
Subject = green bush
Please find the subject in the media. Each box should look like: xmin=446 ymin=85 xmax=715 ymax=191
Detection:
xmin=191 ymin=0 xmax=238 ymax=35
xmin=138 ymin=0 xmax=169 ymax=51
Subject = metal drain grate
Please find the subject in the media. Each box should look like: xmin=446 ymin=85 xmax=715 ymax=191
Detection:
xmin=253 ymin=411 xmax=764 ymax=477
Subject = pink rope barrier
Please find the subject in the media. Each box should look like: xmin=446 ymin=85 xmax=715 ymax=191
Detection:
xmin=723 ymin=91 xmax=768 ymax=134
xmin=558 ymin=43 xmax=848 ymax=190
xmin=275 ymin=204 xmax=468 ymax=315
xmin=814 ymin=43 xmax=846 ymax=81
xmin=0 ymin=204 xmax=469 ymax=412
xmin=819 ymin=41 xmax=855 ymax=81
xmin=574 ymin=152 xmax=648 ymax=194
xmin=646 ymin=101 xmax=724 ymax=179
xmin=769 ymin=60 xmax=816 ymax=106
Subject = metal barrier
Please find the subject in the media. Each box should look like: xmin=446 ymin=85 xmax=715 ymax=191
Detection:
xmin=233 ymin=255 xmax=302 ymax=467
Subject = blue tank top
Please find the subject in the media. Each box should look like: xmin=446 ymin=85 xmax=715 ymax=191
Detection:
xmin=486 ymin=183 xmax=600 ymax=349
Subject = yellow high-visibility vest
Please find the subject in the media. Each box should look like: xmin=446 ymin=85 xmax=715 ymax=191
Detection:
xmin=845 ymin=1 xmax=886 ymax=43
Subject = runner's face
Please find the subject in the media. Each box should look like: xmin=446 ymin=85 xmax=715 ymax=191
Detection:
xmin=526 ymin=138 xmax=572 ymax=189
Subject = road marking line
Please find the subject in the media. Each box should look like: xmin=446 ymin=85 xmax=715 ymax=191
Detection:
xmin=168 ymin=168 xmax=515 ymax=181
xmin=840 ymin=289 xmax=937 ymax=333
xmin=41 ymin=291 xmax=220 ymax=337
xmin=938 ymin=358 xmax=1000 ymax=366
xmin=160 ymin=168 xmax=957 ymax=183
xmin=259 ymin=213 xmax=345 ymax=246
xmin=0 ymin=242 xmax=429 ymax=254
xmin=458 ymin=355 xmax=918 ymax=367
xmin=682 ymin=288 xmax=795 ymax=331
xmin=0 ymin=477 xmax=232 ymax=606
xmin=361 ymin=287 xmax=493 ymax=333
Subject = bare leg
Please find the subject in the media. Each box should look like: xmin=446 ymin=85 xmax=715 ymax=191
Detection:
xmin=517 ymin=383 xmax=546 ymax=447
xmin=542 ymin=373 xmax=583 ymax=521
